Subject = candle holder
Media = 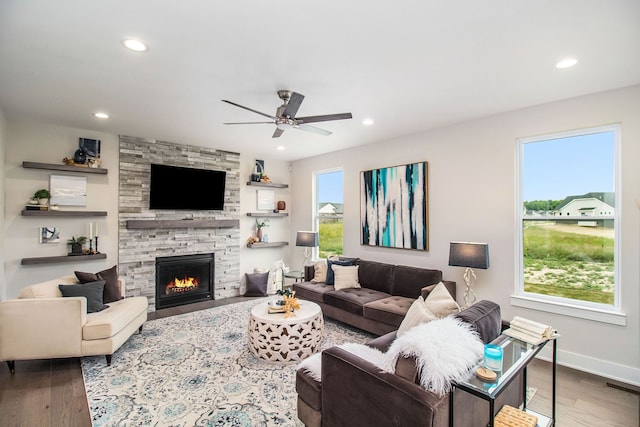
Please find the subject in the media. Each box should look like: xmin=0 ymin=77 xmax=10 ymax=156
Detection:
xmin=94 ymin=236 xmax=99 ymax=254
xmin=88 ymin=238 xmax=94 ymax=254
xmin=484 ymin=344 xmax=503 ymax=372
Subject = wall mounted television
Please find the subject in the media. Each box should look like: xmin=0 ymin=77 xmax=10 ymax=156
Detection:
xmin=149 ymin=164 xmax=226 ymax=210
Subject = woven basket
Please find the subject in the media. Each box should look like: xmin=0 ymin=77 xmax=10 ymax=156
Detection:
xmin=494 ymin=405 xmax=538 ymax=427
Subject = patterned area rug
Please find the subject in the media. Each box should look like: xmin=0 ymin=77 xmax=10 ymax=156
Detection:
xmin=81 ymin=298 xmax=375 ymax=426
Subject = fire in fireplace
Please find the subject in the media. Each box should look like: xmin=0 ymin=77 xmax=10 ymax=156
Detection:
xmin=155 ymin=253 xmax=214 ymax=310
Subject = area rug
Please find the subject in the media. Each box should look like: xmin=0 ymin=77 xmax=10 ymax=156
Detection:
xmin=81 ymin=298 xmax=375 ymax=426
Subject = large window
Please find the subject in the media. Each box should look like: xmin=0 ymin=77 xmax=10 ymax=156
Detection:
xmin=315 ymin=169 xmax=344 ymax=258
xmin=517 ymin=125 xmax=619 ymax=310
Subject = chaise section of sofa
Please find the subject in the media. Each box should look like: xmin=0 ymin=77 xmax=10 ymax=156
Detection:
xmin=0 ymin=274 xmax=148 ymax=373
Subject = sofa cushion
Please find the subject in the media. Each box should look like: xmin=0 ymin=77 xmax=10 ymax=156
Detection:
xmin=454 ymin=300 xmax=501 ymax=344
xmin=363 ymin=295 xmax=414 ymax=327
xmin=310 ymin=260 xmax=328 ymax=283
xmin=83 ymin=296 xmax=148 ymax=340
xmin=424 ymin=282 xmax=460 ymax=317
xmin=326 ymin=258 xmax=356 ymax=285
xmin=293 ymin=282 xmax=335 ymax=304
xmin=75 ymin=265 xmax=123 ymax=304
xmin=397 ymin=296 xmax=438 ymax=336
xmin=324 ymin=288 xmax=389 ymax=316
xmin=19 ymin=275 xmax=78 ymax=298
xmin=356 ymin=260 xmax=394 ymax=294
xmin=332 ymin=265 xmax=361 ymax=291
xmin=244 ymin=272 xmax=269 ymax=297
xmin=59 ymin=281 xmax=108 ymax=313
xmin=391 ymin=265 xmax=442 ymax=298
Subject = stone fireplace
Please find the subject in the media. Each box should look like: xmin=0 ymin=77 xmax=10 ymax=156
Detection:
xmin=156 ymin=253 xmax=214 ymax=310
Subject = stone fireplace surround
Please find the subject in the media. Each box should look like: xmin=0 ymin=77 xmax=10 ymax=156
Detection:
xmin=118 ymin=135 xmax=241 ymax=311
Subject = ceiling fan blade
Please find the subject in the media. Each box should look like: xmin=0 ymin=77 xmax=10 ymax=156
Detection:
xmin=223 ymin=121 xmax=274 ymax=125
xmin=282 ymin=92 xmax=305 ymax=118
xmin=294 ymin=123 xmax=332 ymax=136
xmin=272 ymin=128 xmax=285 ymax=138
xmin=221 ymin=99 xmax=277 ymax=120
xmin=295 ymin=112 xmax=353 ymax=123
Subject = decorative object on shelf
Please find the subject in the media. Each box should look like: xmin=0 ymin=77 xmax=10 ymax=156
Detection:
xmin=260 ymin=174 xmax=272 ymax=183
xmin=361 ymin=161 xmax=428 ymax=250
xmin=62 ymin=157 xmax=76 ymax=165
xmin=256 ymin=189 xmax=275 ymax=211
xmin=33 ymin=188 xmax=50 ymax=206
xmin=246 ymin=236 xmax=259 ymax=246
xmin=79 ymin=137 xmax=101 ymax=158
xmin=250 ymin=173 xmax=261 ymax=182
xmin=88 ymin=222 xmax=100 ymax=254
xmin=277 ymin=200 xmax=286 ymax=211
xmin=296 ymin=231 xmax=319 ymax=268
xmin=255 ymin=218 xmax=269 ymax=241
xmin=50 ymin=175 xmax=87 ymax=206
xmin=40 ymin=227 xmax=60 ymax=244
xmin=73 ymin=148 xmax=87 ymax=164
xmin=255 ymin=159 xmax=265 ymax=175
xmin=67 ymin=235 xmax=88 ymax=255
xmin=448 ymin=241 xmax=490 ymax=308
xmin=272 ymin=289 xmax=300 ymax=318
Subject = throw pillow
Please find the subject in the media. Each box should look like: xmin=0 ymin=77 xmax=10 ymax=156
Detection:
xmin=332 ymin=265 xmax=361 ymax=291
xmin=326 ymin=258 xmax=356 ymax=285
xmin=424 ymin=282 xmax=461 ymax=317
xmin=310 ymin=260 xmax=328 ymax=283
xmin=397 ymin=296 xmax=438 ymax=336
xmin=75 ymin=265 xmax=123 ymax=304
xmin=244 ymin=272 xmax=269 ymax=297
xmin=59 ymin=280 xmax=108 ymax=313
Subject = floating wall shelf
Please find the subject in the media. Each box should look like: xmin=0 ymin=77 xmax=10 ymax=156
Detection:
xmin=22 ymin=210 xmax=107 ymax=217
xmin=246 ymin=212 xmax=288 ymax=217
xmin=246 ymin=181 xmax=288 ymax=189
xmin=22 ymin=161 xmax=108 ymax=174
xmin=126 ymin=219 xmax=239 ymax=230
xmin=21 ymin=253 xmax=107 ymax=265
xmin=246 ymin=242 xmax=289 ymax=249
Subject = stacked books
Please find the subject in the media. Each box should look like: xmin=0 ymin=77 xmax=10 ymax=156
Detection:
xmin=267 ymin=301 xmax=286 ymax=314
xmin=25 ymin=204 xmax=48 ymax=211
xmin=503 ymin=316 xmax=557 ymax=345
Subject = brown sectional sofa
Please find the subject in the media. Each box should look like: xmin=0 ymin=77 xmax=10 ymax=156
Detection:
xmin=293 ymin=258 xmax=456 ymax=336
xmin=296 ymin=300 xmax=525 ymax=427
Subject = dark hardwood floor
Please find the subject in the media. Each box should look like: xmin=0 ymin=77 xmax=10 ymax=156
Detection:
xmin=1 ymin=298 xmax=638 ymax=426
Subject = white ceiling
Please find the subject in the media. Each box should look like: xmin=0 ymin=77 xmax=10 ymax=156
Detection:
xmin=1 ymin=1 xmax=639 ymax=161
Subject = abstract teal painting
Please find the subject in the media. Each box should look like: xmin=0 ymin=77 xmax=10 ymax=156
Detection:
xmin=361 ymin=161 xmax=428 ymax=250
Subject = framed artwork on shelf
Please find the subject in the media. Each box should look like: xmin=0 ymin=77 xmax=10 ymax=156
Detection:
xmin=50 ymin=174 xmax=87 ymax=206
xmin=40 ymin=227 xmax=60 ymax=243
xmin=360 ymin=161 xmax=429 ymax=251
xmin=257 ymin=189 xmax=275 ymax=211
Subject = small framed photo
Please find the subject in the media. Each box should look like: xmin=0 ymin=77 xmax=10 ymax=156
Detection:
xmin=40 ymin=227 xmax=60 ymax=243
xmin=257 ymin=189 xmax=275 ymax=211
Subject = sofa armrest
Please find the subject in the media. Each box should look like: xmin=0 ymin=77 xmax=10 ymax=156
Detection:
xmin=321 ymin=347 xmax=449 ymax=427
xmin=0 ymin=297 xmax=86 ymax=361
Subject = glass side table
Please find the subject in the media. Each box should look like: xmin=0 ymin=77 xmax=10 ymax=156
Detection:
xmin=451 ymin=334 xmax=557 ymax=427
xmin=283 ymin=270 xmax=304 ymax=282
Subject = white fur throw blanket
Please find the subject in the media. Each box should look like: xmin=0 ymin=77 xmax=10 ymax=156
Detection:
xmin=297 ymin=317 xmax=483 ymax=396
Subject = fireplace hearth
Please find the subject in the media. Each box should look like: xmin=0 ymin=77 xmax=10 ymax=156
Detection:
xmin=156 ymin=253 xmax=214 ymax=310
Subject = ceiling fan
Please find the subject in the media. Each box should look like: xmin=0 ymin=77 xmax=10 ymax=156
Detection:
xmin=222 ymin=90 xmax=352 ymax=138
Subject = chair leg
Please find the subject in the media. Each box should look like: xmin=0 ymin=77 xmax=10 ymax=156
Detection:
xmin=6 ymin=361 xmax=15 ymax=375
xmin=105 ymin=355 xmax=112 ymax=366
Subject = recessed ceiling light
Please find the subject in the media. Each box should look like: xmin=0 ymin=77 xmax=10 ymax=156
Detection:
xmin=363 ymin=118 xmax=374 ymax=126
xmin=94 ymin=112 xmax=109 ymax=119
xmin=556 ymin=58 xmax=578 ymax=69
xmin=276 ymin=146 xmax=285 ymax=151
xmin=122 ymin=38 xmax=149 ymax=52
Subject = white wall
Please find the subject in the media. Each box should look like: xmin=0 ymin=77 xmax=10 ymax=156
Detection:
xmin=0 ymin=106 xmax=6 ymax=300
xmin=290 ymin=85 xmax=640 ymax=384
xmin=2 ymin=120 xmax=292 ymax=299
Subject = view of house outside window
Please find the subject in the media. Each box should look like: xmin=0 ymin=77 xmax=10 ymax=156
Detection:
xmin=518 ymin=126 xmax=618 ymax=307
xmin=315 ymin=170 xmax=344 ymax=258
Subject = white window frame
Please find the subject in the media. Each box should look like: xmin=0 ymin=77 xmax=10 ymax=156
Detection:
xmin=313 ymin=167 xmax=344 ymax=260
xmin=512 ymin=124 xmax=626 ymax=326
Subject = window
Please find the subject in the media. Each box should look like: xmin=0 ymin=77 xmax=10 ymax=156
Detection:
xmin=517 ymin=125 xmax=619 ymax=311
xmin=314 ymin=169 xmax=344 ymax=258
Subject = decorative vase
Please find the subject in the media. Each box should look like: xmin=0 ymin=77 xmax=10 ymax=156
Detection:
xmin=277 ymin=200 xmax=286 ymax=211
xmin=70 ymin=243 xmax=83 ymax=254
xmin=38 ymin=198 xmax=48 ymax=206
xmin=256 ymin=228 xmax=263 ymax=242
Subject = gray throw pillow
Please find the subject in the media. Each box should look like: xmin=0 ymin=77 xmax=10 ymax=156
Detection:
xmin=59 ymin=280 xmax=108 ymax=313
xmin=244 ymin=272 xmax=269 ymax=297
xmin=75 ymin=265 xmax=123 ymax=304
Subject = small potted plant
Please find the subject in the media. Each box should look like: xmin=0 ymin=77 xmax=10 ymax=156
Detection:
xmin=33 ymin=189 xmax=51 ymax=205
xmin=67 ymin=235 xmax=88 ymax=255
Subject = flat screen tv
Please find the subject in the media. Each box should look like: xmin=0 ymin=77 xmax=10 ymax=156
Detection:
xmin=149 ymin=164 xmax=226 ymax=210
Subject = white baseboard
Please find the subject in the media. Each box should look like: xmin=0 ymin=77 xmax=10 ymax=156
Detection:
xmin=536 ymin=346 xmax=640 ymax=387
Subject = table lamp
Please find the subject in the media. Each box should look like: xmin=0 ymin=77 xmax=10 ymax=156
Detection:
xmin=448 ymin=241 xmax=490 ymax=307
xmin=296 ymin=231 xmax=318 ymax=268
